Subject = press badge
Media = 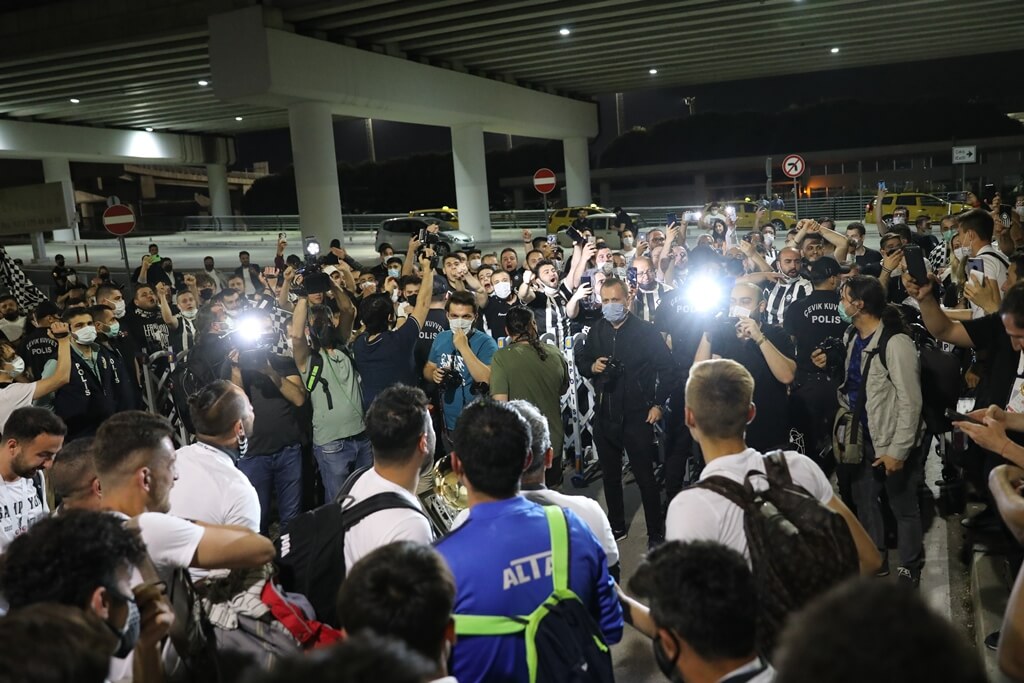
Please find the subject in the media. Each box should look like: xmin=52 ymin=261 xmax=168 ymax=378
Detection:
xmin=1007 ymin=353 xmax=1024 ymax=414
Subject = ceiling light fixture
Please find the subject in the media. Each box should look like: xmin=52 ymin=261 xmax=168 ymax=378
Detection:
xmin=559 ymin=27 xmax=571 ymax=36
xmin=830 ymin=47 xmax=840 ymax=53
xmin=235 ymin=116 xmax=244 ymax=121
xmin=649 ymin=68 xmax=658 ymax=75
xmin=69 ymin=98 xmax=80 ymax=104
xmin=197 ymin=79 xmax=209 ymax=86
xmin=145 ymin=127 xmax=154 ymax=132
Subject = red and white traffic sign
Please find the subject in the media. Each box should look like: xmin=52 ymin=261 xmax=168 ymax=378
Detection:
xmin=102 ymin=204 xmax=136 ymax=236
xmin=533 ymin=168 xmax=557 ymax=195
xmin=782 ymin=154 xmax=805 ymax=179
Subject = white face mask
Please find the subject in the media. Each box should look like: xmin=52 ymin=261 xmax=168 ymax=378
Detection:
xmin=622 ymin=237 xmax=634 ymax=248
xmin=469 ymin=259 xmax=482 ymax=270
xmin=109 ymin=299 xmax=126 ymax=319
xmin=729 ymin=305 xmax=753 ymax=319
xmin=3 ymin=355 xmax=25 ymax=377
xmin=449 ymin=318 xmax=473 ymax=334
xmin=181 ymin=308 xmax=198 ymax=320
xmin=493 ymin=281 xmax=512 ymax=299
xmin=953 ymin=246 xmax=970 ymax=260
xmin=66 ymin=273 xmax=78 ymax=284
xmin=763 ymin=233 xmax=775 ymax=244
xmin=73 ymin=325 xmax=97 ymax=345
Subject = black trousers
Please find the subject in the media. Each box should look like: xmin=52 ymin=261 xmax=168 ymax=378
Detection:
xmin=790 ymin=372 xmax=840 ymax=466
xmin=594 ymin=413 xmax=664 ymax=538
xmin=662 ymin=411 xmax=696 ymax=501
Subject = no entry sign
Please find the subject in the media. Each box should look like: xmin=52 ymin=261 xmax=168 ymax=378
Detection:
xmin=782 ymin=154 xmax=805 ymax=179
xmin=102 ymin=204 xmax=136 ymax=236
xmin=533 ymin=168 xmax=557 ymax=195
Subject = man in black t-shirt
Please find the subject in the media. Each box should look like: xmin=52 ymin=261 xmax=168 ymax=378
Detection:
xmin=480 ymin=270 xmax=519 ymax=341
xmin=785 ymin=257 xmax=847 ymax=462
xmin=844 ymin=222 xmax=883 ymax=275
xmin=696 ymin=282 xmax=796 ymax=452
xmin=122 ymin=284 xmax=170 ymax=357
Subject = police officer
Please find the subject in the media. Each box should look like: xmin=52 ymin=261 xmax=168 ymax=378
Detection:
xmin=784 ymin=257 xmax=847 ymax=466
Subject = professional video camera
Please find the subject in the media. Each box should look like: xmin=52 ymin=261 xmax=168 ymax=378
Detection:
xmin=222 ymin=298 xmax=278 ymax=368
xmin=289 ymin=236 xmax=333 ymax=297
xmin=415 ymin=225 xmax=443 ymax=269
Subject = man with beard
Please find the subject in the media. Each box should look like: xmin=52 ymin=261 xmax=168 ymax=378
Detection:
xmin=0 ymin=295 xmax=27 ymax=344
xmin=123 ymin=283 xmax=171 ymax=355
xmin=695 ymin=282 xmax=796 ymax=452
xmin=0 ymin=407 xmax=66 ymax=553
xmin=481 ymin=269 xmax=520 ymax=341
xmin=341 ymin=384 xmax=435 ymax=571
xmin=629 ymin=256 xmax=673 ymax=323
xmin=170 ymin=381 xmax=261 ymax=533
xmin=520 ymin=258 xmax=575 ymax=341
xmin=762 ymin=247 xmax=812 ymax=326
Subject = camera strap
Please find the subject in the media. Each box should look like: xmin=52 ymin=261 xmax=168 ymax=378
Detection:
xmin=304 ymin=351 xmax=334 ymax=410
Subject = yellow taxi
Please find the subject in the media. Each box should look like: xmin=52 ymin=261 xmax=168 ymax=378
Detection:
xmin=698 ymin=200 xmax=797 ymax=231
xmin=864 ymin=193 xmax=969 ymax=225
xmin=409 ymin=207 xmax=458 ymax=228
xmin=546 ymin=204 xmax=609 ymax=234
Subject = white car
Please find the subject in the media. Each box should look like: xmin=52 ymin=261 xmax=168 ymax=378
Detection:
xmin=375 ymin=216 xmax=475 ymax=257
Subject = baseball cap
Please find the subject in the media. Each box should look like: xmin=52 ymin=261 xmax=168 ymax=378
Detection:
xmin=33 ymin=301 xmax=61 ymax=321
xmin=803 ymin=256 xmax=842 ymax=283
xmin=322 ymin=265 xmax=339 ymax=277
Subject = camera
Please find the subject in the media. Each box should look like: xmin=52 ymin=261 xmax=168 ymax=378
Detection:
xmin=438 ymin=367 xmax=463 ymax=392
xmin=603 ymin=358 xmax=624 ymax=382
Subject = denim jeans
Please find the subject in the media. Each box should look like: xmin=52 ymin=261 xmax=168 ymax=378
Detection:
xmin=238 ymin=442 xmax=303 ymax=536
xmin=313 ymin=434 xmax=373 ymax=503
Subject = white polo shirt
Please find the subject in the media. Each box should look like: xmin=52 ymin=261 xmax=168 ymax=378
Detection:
xmin=666 ymin=448 xmax=833 ymax=561
xmin=969 ymin=245 xmax=1009 ymax=319
xmin=343 ymin=468 xmax=433 ymax=572
xmin=450 ymin=487 xmax=620 ymax=569
xmin=169 ymin=442 xmax=261 ymax=532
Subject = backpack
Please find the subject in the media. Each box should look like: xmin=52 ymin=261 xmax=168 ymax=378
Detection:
xmin=696 ymin=451 xmax=859 ymax=657
xmin=454 ymin=506 xmax=615 ymax=683
xmin=274 ymin=466 xmax=428 ymax=627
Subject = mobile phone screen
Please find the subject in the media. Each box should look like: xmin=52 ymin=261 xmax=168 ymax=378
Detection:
xmin=967 ymin=257 xmax=985 ymax=283
xmin=667 ymin=213 xmax=678 ymax=225
xmin=944 ymin=408 xmax=983 ymax=425
xmin=878 ymin=181 xmax=887 ymax=191
xmin=547 ymin=235 xmax=557 ymax=245
xmin=626 ymin=267 xmax=638 ymax=287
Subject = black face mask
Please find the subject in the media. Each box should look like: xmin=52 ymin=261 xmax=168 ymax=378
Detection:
xmin=652 ymin=634 xmax=685 ymax=683
xmin=200 ymin=288 xmax=214 ymax=302
xmin=99 ymin=272 xmax=110 ymax=281
xmin=405 ymin=294 xmax=417 ymax=307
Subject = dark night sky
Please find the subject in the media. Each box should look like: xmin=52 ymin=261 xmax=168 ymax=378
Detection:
xmin=234 ymin=48 xmax=1024 ymax=174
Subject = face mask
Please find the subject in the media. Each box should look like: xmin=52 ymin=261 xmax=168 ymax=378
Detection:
xmin=3 ymin=311 xmax=20 ymax=322
xmin=200 ymin=288 xmax=214 ymax=302
xmin=384 ymin=268 xmax=399 ymax=280
xmin=66 ymin=273 xmax=78 ymax=284
xmin=225 ymin=308 xmax=239 ymax=318
xmin=622 ymin=237 xmax=634 ymax=248
xmin=99 ymin=272 xmax=110 ymax=281
xmin=181 ymin=308 xmax=198 ymax=320
xmin=107 ymin=599 xmax=141 ymax=659
xmin=4 ymin=355 xmax=25 ymax=377
xmin=469 ymin=258 xmax=482 ymax=270
xmin=613 ymin=267 xmax=628 ymax=280
xmin=890 ymin=267 xmax=904 ymax=277
xmin=954 ymin=246 xmax=970 ymax=260
xmin=942 ymin=229 xmax=957 ymax=242
xmin=493 ymin=281 xmax=512 ymax=299
xmin=219 ymin=317 xmax=235 ymax=332
xmin=404 ymin=294 xmax=418 ymax=307
xmin=449 ymin=318 xmax=473 ymax=334
xmin=652 ymin=635 xmax=685 ymax=683
xmin=73 ymin=325 xmax=97 ymax=345
xmin=838 ymin=301 xmax=855 ymax=324
xmin=105 ymin=322 xmax=121 ymax=337
xmin=109 ymin=300 xmax=126 ymax=319
xmin=360 ymin=281 xmax=376 ymax=291
xmin=729 ymin=305 xmax=753 ymax=319
xmin=602 ymin=302 xmax=628 ymax=323
xmin=763 ymin=232 xmax=775 ymax=244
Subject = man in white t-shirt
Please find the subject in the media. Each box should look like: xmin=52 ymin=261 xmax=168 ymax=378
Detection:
xmin=343 ymin=384 xmax=434 ymax=572
xmin=666 ymin=359 xmax=880 ymax=574
xmin=0 ymin=321 xmax=72 ymax=433
xmin=170 ymin=380 xmax=261 ymax=532
xmin=450 ymin=399 xmax=620 ymax=578
xmin=0 ymin=407 xmax=66 ymax=554
xmin=958 ymin=208 xmax=1009 ymax=319
xmin=93 ymin=410 xmax=276 ymax=681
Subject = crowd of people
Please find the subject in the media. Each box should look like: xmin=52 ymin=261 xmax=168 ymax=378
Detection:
xmin=0 ymin=189 xmax=1022 ymax=682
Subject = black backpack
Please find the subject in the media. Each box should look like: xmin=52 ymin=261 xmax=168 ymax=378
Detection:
xmin=274 ymin=466 xmax=427 ymax=627
xmin=696 ymin=451 xmax=859 ymax=657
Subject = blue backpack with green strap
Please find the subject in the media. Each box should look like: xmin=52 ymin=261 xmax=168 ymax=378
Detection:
xmin=454 ymin=506 xmax=615 ymax=683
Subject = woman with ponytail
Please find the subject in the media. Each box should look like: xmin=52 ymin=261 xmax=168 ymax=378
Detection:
xmin=834 ymin=275 xmax=924 ymax=585
xmin=489 ymin=306 xmax=569 ymax=486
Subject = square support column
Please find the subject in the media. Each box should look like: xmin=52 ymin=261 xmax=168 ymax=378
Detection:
xmin=563 ymin=137 xmax=592 ymax=207
xmin=451 ymin=123 xmax=491 ymax=243
xmin=42 ymin=157 xmax=78 ymax=242
xmin=288 ymin=102 xmax=344 ymax=247
xmin=206 ymin=163 xmax=232 ymax=219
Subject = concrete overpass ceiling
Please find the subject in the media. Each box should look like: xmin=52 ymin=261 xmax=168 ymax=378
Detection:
xmin=0 ymin=0 xmax=1020 ymax=137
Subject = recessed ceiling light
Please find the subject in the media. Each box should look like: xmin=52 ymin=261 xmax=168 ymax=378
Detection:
xmin=69 ymin=98 xmax=80 ymax=104
xmin=197 ymin=79 xmax=209 ymax=86
xmin=830 ymin=47 xmax=840 ymax=53
xmin=144 ymin=127 xmax=154 ymax=132
xmin=559 ymin=27 xmax=571 ymax=36
xmin=235 ymin=116 xmax=244 ymax=121
xmin=648 ymin=68 xmax=658 ymax=75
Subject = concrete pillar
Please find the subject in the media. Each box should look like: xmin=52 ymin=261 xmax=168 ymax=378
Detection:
xmin=563 ymin=137 xmax=591 ymax=207
xmin=288 ymin=102 xmax=344 ymax=246
xmin=206 ymin=163 xmax=231 ymax=218
xmin=41 ymin=157 xmax=78 ymax=242
xmin=450 ymin=123 xmax=491 ymax=243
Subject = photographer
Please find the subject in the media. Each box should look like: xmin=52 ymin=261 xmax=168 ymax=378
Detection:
xmin=291 ymin=272 xmax=370 ymax=504
xmin=577 ymin=277 xmax=681 ymax=547
xmin=695 ymin=282 xmax=796 ymax=452
xmin=424 ymin=291 xmax=497 ymax=436
xmin=833 ymin=275 xmax=924 ymax=585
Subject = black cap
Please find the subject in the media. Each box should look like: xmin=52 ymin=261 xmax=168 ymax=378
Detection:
xmin=803 ymin=256 xmax=842 ymax=283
